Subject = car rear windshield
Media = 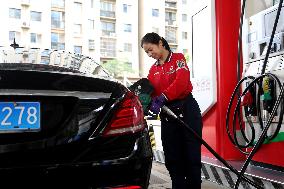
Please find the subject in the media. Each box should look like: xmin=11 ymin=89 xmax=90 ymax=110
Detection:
xmin=0 ymin=47 xmax=110 ymax=78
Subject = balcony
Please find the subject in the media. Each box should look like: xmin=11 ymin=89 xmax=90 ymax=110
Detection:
xmin=100 ymin=50 xmax=116 ymax=58
xmin=167 ymin=39 xmax=177 ymax=44
xmin=166 ymin=20 xmax=177 ymax=26
xmin=89 ymin=42 xmax=95 ymax=50
xmin=165 ymin=1 xmax=177 ymax=9
xmin=100 ymin=10 xmax=115 ymax=18
xmin=89 ymin=45 xmax=95 ymax=50
xmin=51 ymin=20 xmax=65 ymax=29
xmin=51 ymin=42 xmax=65 ymax=50
xmin=165 ymin=28 xmax=177 ymax=44
xmin=101 ymin=31 xmax=116 ymax=37
xmin=21 ymin=0 xmax=30 ymax=6
xmin=51 ymin=0 xmax=65 ymax=9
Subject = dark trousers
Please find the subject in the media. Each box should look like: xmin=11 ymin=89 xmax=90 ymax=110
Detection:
xmin=160 ymin=94 xmax=203 ymax=189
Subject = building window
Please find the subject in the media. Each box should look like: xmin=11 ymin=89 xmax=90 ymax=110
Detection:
xmin=30 ymin=33 xmax=41 ymax=43
xmin=165 ymin=1 xmax=177 ymax=8
xmin=171 ymin=47 xmax=177 ymax=52
xmin=124 ymin=43 xmax=132 ymax=52
xmin=74 ymin=2 xmax=82 ymax=14
xmin=51 ymin=0 xmax=65 ymax=8
xmin=165 ymin=12 xmax=176 ymax=25
xmin=182 ymin=32 xmax=188 ymax=40
xmin=123 ymin=4 xmax=127 ymax=13
xmin=122 ymin=4 xmax=131 ymax=13
xmin=51 ymin=11 xmax=65 ymax=29
xmin=74 ymin=46 xmax=82 ymax=54
xmin=100 ymin=1 xmax=115 ymax=17
xmin=125 ymin=61 xmax=132 ymax=70
xmin=101 ymin=1 xmax=114 ymax=11
xmin=124 ymin=24 xmax=132 ymax=32
xmin=31 ymin=33 xmax=36 ymax=43
xmin=89 ymin=39 xmax=95 ymax=50
xmin=152 ymin=9 xmax=159 ymax=17
xmin=182 ymin=14 xmax=187 ymax=22
xmin=9 ymin=8 xmax=21 ymax=19
xmin=74 ymin=24 xmax=82 ymax=34
xmin=152 ymin=27 xmax=159 ymax=34
xmin=51 ymin=32 xmax=65 ymax=50
xmin=165 ymin=26 xmax=177 ymax=43
xmin=30 ymin=11 xmax=42 ymax=21
xmin=88 ymin=19 xmax=94 ymax=30
xmin=100 ymin=38 xmax=116 ymax=57
xmin=101 ymin=21 xmax=115 ymax=36
xmin=9 ymin=31 xmax=20 ymax=42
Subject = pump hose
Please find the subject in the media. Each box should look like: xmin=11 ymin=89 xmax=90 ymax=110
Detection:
xmin=226 ymin=73 xmax=284 ymax=154
xmin=161 ymin=106 xmax=263 ymax=189
xmin=234 ymin=81 xmax=284 ymax=188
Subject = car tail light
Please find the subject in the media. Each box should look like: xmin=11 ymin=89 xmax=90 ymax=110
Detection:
xmin=102 ymin=91 xmax=145 ymax=137
xmin=109 ymin=186 xmax=142 ymax=189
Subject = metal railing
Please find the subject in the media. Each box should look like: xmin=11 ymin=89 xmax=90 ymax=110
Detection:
xmin=51 ymin=20 xmax=65 ymax=29
xmin=51 ymin=0 xmax=65 ymax=8
xmin=100 ymin=10 xmax=115 ymax=18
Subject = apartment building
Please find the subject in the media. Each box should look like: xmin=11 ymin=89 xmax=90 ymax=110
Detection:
xmin=0 ymin=0 xmax=190 ymax=77
xmin=139 ymin=0 xmax=191 ymax=76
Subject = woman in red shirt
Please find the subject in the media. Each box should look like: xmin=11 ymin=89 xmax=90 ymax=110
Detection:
xmin=141 ymin=32 xmax=203 ymax=189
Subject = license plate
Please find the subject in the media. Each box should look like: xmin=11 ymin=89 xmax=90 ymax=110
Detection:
xmin=0 ymin=102 xmax=40 ymax=132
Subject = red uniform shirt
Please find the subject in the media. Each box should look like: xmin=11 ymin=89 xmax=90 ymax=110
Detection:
xmin=147 ymin=52 xmax=193 ymax=101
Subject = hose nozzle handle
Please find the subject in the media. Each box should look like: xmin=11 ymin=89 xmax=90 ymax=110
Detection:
xmin=161 ymin=106 xmax=178 ymax=119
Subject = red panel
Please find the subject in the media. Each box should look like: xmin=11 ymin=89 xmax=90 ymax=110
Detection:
xmin=250 ymin=142 xmax=284 ymax=167
xmin=202 ymin=0 xmax=245 ymax=160
xmin=202 ymin=105 xmax=217 ymax=158
xmin=202 ymin=0 xmax=284 ymax=167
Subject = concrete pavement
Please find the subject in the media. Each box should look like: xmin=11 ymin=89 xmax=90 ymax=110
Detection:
xmin=149 ymin=161 xmax=229 ymax=189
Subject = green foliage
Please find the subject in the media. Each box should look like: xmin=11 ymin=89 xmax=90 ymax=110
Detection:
xmin=184 ymin=53 xmax=190 ymax=63
xmin=102 ymin=59 xmax=134 ymax=78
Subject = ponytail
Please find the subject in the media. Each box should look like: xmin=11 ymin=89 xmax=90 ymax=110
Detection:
xmin=161 ymin=37 xmax=171 ymax=51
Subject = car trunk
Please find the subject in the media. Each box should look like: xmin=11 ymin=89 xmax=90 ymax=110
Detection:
xmin=0 ymin=64 xmax=138 ymax=168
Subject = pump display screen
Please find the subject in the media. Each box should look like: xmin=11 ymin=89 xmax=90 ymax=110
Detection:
xmin=264 ymin=6 xmax=284 ymax=37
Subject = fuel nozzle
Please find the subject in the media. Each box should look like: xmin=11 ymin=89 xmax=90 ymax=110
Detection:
xmin=260 ymin=76 xmax=274 ymax=112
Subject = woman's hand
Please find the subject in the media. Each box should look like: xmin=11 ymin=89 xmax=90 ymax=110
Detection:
xmin=150 ymin=94 xmax=167 ymax=114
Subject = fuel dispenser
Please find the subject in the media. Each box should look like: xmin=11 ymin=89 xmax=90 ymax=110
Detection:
xmin=241 ymin=3 xmax=284 ymax=168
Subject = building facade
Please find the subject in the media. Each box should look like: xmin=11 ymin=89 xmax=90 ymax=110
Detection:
xmin=0 ymin=0 xmax=190 ymax=77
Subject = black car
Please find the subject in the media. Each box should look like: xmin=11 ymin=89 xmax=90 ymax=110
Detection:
xmin=0 ymin=63 xmax=152 ymax=188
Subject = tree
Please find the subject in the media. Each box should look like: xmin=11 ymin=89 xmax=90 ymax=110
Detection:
xmin=102 ymin=59 xmax=134 ymax=78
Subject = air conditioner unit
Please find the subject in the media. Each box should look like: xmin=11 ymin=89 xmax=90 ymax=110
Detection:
xmin=89 ymin=45 xmax=95 ymax=50
xmin=21 ymin=21 xmax=30 ymax=29
xmin=21 ymin=0 xmax=30 ymax=6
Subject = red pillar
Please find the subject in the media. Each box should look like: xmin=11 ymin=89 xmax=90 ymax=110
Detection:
xmin=202 ymin=0 xmax=245 ymax=160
